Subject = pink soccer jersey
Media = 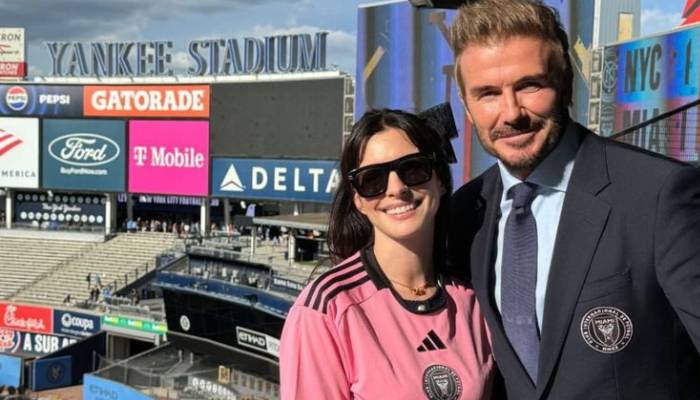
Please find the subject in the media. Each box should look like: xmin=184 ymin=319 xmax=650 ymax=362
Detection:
xmin=280 ymin=249 xmax=494 ymax=400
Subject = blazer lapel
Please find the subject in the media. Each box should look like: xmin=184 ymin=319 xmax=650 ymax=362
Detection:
xmin=536 ymin=130 xmax=611 ymax=397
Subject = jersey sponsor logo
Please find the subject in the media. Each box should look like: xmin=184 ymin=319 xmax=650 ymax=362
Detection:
xmin=417 ymin=330 xmax=446 ymax=352
xmin=580 ymin=306 xmax=633 ymax=354
xmin=422 ymin=364 xmax=462 ymax=400
xmin=5 ymin=86 xmax=28 ymax=111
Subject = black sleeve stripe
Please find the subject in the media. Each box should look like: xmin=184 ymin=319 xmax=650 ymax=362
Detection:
xmin=302 ymin=253 xmax=362 ymax=307
xmin=428 ymin=330 xmax=446 ymax=349
xmin=311 ymin=265 xmax=366 ymax=310
xmin=321 ymin=275 xmax=372 ymax=314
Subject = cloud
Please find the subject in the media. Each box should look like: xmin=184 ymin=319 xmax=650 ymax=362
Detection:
xmin=0 ymin=0 xmax=294 ymax=44
xmin=641 ymin=8 xmax=683 ymax=36
xmin=248 ymin=24 xmax=357 ymax=73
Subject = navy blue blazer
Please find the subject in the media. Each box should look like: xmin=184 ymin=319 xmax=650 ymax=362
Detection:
xmin=448 ymin=122 xmax=700 ymax=399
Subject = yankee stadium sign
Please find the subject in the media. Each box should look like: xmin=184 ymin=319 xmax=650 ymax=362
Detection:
xmin=45 ymin=32 xmax=327 ymax=78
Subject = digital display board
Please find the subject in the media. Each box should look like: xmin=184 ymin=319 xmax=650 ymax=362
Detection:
xmin=600 ymin=24 xmax=700 ymax=161
xmin=210 ymin=78 xmax=344 ymax=159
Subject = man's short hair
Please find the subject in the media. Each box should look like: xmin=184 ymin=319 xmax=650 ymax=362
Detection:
xmin=450 ymin=0 xmax=573 ymax=107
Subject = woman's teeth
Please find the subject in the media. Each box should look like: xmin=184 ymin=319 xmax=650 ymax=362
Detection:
xmin=386 ymin=204 xmax=416 ymax=215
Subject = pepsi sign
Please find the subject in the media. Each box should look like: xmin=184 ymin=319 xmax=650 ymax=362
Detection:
xmin=211 ymin=158 xmax=339 ymax=203
xmin=42 ymin=119 xmax=126 ymax=192
xmin=0 ymin=85 xmax=83 ymax=117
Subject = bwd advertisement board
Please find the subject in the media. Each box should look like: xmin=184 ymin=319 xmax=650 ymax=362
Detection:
xmin=0 ymin=117 xmax=39 ymax=188
xmin=128 ymin=120 xmax=209 ymax=196
xmin=211 ymin=158 xmax=339 ymax=203
xmin=0 ymin=354 xmax=22 ymax=386
xmin=0 ymin=85 xmax=83 ymax=117
xmin=42 ymin=119 xmax=126 ymax=192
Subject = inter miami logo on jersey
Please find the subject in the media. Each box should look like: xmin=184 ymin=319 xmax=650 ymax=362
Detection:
xmin=422 ymin=364 xmax=462 ymax=400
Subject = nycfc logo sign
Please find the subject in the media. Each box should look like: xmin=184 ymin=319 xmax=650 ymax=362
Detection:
xmin=422 ymin=364 xmax=462 ymax=400
xmin=581 ymin=306 xmax=633 ymax=354
xmin=48 ymin=133 xmax=120 ymax=167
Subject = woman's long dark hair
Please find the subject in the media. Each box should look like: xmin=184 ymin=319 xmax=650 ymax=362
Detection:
xmin=327 ymin=108 xmax=453 ymax=267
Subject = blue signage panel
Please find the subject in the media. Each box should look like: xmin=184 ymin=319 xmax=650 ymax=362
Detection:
xmin=0 ymin=85 xmax=83 ymax=117
xmin=211 ymin=158 xmax=339 ymax=203
xmin=42 ymin=119 xmax=126 ymax=192
xmin=83 ymin=374 xmax=152 ymax=400
xmin=32 ymin=356 xmax=72 ymax=391
xmin=53 ymin=309 xmax=101 ymax=338
xmin=0 ymin=354 xmax=22 ymax=386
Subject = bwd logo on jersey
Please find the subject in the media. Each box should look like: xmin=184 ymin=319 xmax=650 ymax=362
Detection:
xmin=5 ymin=86 xmax=27 ymax=111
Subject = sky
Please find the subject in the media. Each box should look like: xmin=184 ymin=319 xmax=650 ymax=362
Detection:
xmin=0 ymin=0 xmax=690 ymax=78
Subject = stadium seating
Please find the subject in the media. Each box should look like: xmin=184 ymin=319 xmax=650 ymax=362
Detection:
xmin=10 ymin=232 xmax=179 ymax=306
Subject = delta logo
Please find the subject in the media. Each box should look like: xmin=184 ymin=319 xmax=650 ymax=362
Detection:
xmin=0 ymin=128 xmax=23 ymax=157
xmin=5 ymin=86 xmax=28 ymax=111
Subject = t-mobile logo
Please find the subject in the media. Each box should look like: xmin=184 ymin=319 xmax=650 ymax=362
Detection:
xmin=132 ymin=146 xmax=204 ymax=168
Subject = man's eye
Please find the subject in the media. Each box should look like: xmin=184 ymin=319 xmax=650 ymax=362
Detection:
xmin=520 ymin=82 xmax=543 ymax=92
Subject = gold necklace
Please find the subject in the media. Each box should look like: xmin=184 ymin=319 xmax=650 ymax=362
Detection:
xmin=387 ymin=278 xmax=434 ymax=296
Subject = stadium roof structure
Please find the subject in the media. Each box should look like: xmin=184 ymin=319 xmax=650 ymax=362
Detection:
xmin=253 ymin=212 xmax=329 ymax=232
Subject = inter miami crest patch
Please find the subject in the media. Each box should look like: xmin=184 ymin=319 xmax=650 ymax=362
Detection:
xmin=580 ymin=306 xmax=633 ymax=354
xmin=422 ymin=364 xmax=462 ymax=400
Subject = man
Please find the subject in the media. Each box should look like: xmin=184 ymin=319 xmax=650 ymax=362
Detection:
xmin=447 ymin=0 xmax=700 ymax=398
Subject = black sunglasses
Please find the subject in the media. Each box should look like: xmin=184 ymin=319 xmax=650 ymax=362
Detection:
xmin=348 ymin=152 xmax=435 ymax=197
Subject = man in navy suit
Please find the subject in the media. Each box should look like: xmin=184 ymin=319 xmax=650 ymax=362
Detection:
xmin=447 ymin=0 xmax=700 ymax=398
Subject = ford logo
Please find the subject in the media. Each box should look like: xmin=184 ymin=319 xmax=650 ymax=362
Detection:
xmin=48 ymin=133 xmax=120 ymax=167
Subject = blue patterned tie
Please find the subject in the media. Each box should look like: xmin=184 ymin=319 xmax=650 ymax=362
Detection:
xmin=501 ymin=182 xmax=539 ymax=383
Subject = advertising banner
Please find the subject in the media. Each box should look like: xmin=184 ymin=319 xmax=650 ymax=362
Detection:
xmin=0 ymin=85 xmax=84 ymax=117
xmin=128 ymin=120 xmax=209 ymax=196
xmin=83 ymin=374 xmax=152 ymax=400
xmin=0 ymin=28 xmax=26 ymax=77
xmin=0 ymin=303 xmax=53 ymax=335
xmin=53 ymin=309 xmax=101 ymax=338
xmin=84 ymin=85 xmax=210 ymax=118
xmin=32 ymin=355 xmax=72 ymax=391
xmin=0 ymin=354 xmax=21 ymax=386
xmin=211 ymin=158 xmax=338 ymax=203
xmin=14 ymin=192 xmax=106 ymax=228
xmin=42 ymin=119 xmax=126 ymax=192
xmin=0 ymin=330 xmax=76 ymax=356
xmin=0 ymin=117 xmax=39 ymax=188
xmin=102 ymin=315 xmax=167 ymax=335
xmin=235 ymin=326 xmax=280 ymax=358
xmin=600 ymin=24 xmax=700 ymax=161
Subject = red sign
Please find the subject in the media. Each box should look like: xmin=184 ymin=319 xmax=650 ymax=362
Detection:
xmin=682 ymin=0 xmax=700 ymax=25
xmin=83 ymin=85 xmax=210 ymax=118
xmin=0 ymin=303 xmax=53 ymax=334
xmin=0 ymin=62 xmax=26 ymax=77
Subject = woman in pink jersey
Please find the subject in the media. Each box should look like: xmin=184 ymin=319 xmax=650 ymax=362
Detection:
xmin=280 ymin=108 xmax=494 ymax=399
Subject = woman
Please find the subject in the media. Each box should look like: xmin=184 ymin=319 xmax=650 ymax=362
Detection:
xmin=280 ymin=109 xmax=494 ymax=399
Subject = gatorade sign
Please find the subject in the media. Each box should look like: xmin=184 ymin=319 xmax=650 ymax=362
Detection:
xmin=211 ymin=158 xmax=339 ymax=203
xmin=84 ymin=85 xmax=210 ymax=118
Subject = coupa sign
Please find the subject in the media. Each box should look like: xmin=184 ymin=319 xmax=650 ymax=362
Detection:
xmin=42 ymin=119 xmax=126 ymax=192
xmin=211 ymin=158 xmax=339 ymax=203
xmin=53 ymin=309 xmax=100 ymax=338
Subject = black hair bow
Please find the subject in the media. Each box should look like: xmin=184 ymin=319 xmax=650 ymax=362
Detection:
xmin=418 ymin=102 xmax=458 ymax=164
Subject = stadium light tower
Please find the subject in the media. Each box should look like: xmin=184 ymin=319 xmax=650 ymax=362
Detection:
xmin=407 ymin=0 xmax=469 ymax=9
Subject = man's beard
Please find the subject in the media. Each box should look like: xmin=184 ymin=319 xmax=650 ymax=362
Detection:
xmin=488 ymin=114 xmax=564 ymax=174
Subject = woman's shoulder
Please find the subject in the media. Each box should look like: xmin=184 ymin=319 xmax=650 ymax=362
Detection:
xmin=293 ymin=252 xmax=371 ymax=314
